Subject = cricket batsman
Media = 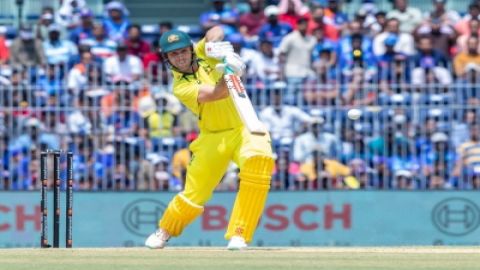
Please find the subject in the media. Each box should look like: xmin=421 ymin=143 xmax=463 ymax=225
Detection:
xmin=145 ymin=26 xmax=274 ymax=250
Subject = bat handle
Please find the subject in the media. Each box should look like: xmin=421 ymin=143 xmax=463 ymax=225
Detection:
xmin=224 ymin=60 xmax=235 ymax=75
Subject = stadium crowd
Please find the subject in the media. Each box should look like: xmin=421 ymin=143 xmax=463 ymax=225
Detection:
xmin=1 ymin=0 xmax=480 ymax=191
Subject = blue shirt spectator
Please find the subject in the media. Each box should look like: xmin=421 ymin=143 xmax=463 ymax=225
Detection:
xmin=200 ymin=0 xmax=239 ymax=36
xmin=258 ymin=5 xmax=293 ymax=47
xmin=80 ymin=24 xmax=117 ymax=62
xmin=69 ymin=8 xmax=95 ymax=44
xmin=43 ymin=24 xmax=78 ymax=65
xmin=103 ymin=1 xmax=130 ymax=42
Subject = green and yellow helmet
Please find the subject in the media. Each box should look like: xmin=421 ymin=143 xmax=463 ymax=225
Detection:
xmin=159 ymin=30 xmax=193 ymax=53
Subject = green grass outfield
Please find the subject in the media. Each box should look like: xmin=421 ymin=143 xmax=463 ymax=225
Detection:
xmin=0 ymin=247 xmax=479 ymax=270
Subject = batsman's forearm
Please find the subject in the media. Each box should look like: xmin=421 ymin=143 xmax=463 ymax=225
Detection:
xmin=197 ymin=78 xmax=229 ymax=103
xmin=205 ymin=26 xmax=225 ymax=42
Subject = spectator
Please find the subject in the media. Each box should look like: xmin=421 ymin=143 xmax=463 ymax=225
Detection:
xmin=104 ymin=84 xmax=140 ymax=136
xmin=0 ymin=30 xmax=9 ymax=65
xmin=159 ymin=21 xmax=173 ymax=36
xmin=67 ymin=95 xmax=92 ymax=135
xmin=3 ymin=69 xmax=33 ymax=112
xmin=421 ymin=132 xmax=455 ymax=185
xmin=69 ymin=8 xmax=95 ymax=44
xmin=10 ymin=25 xmax=46 ymax=67
xmin=456 ymin=18 xmax=480 ymax=53
xmin=373 ymin=18 xmax=415 ymax=57
xmin=171 ymin=134 xmax=196 ymax=188
xmin=413 ymin=18 xmax=457 ymax=57
xmin=43 ymin=24 xmax=78 ymax=66
xmin=424 ymin=0 xmax=460 ymax=27
xmin=251 ymin=38 xmax=282 ymax=82
xmin=278 ymin=0 xmax=310 ymax=29
xmin=338 ymin=20 xmax=374 ymax=68
xmin=411 ymin=36 xmax=452 ymax=87
xmin=5 ymin=148 xmax=30 ymax=190
xmin=152 ymin=158 xmax=177 ymax=191
xmin=297 ymin=149 xmax=351 ymax=190
xmin=386 ymin=0 xmax=422 ymax=33
xmin=138 ymin=94 xmax=175 ymax=141
xmin=392 ymin=170 xmax=416 ymax=189
xmin=455 ymin=3 xmax=480 ymax=36
xmin=354 ymin=1 xmax=380 ymax=36
xmin=81 ymin=24 xmax=117 ymax=62
xmin=454 ymin=36 xmax=480 ymax=79
xmin=200 ymin=0 xmax=239 ymax=36
xmin=307 ymin=5 xmax=340 ymax=41
xmin=35 ymin=6 xmax=63 ymax=40
xmin=125 ymin=24 xmax=151 ymax=59
xmin=258 ymin=5 xmax=293 ymax=47
xmin=271 ymin=146 xmax=294 ymax=190
xmin=378 ymin=38 xmax=410 ymax=95
xmin=67 ymin=50 xmax=94 ymax=92
xmin=302 ymin=77 xmax=339 ymax=106
xmin=104 ymin=43 xmax=143 ymax=83
xmin=36 ymin=64 xmax=68 ymax=106
xmin=259 ymin=82 xmax=312 ymax=143
xmin=323 ymin=0 xmax=349 ymax=34
xmin=132 ymin=148 xmax=154 ymax=190
xmin=348 ymin=158 xmax=375 ymax=188
xmin=57 ymin=0 xmax=87 ymax=29
xmin=370 ymin=11 xmax=388 ymax=36
xmin=278 ymin=17 xmax=316 ymax=104
xmin=451 ymin=109 xmax=479 ymax=148
xmin=341 ymin=34 xmax=377 ymax=105
xmin=103 ymin=1 xmax=131 ymax=42
xmin=239 ymin=0 xmax=267 ymax=38
xmin=293 ymin=117 xmax=341 ymax=163
xmin=453 ymin=124 xmax=480 ymax=180
xmin=311 ymin=26 xmax=338 ymax=82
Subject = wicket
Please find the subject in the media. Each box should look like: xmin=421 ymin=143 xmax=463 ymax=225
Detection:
xmin=40 ymin=150 xmax=74 ymax=248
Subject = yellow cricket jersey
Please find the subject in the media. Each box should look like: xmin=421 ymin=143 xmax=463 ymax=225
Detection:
xmin=171 ymin=38 xmax=243 ymax=132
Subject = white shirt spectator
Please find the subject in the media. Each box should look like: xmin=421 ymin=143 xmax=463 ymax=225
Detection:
xmin=259 ymin=105 xmax=312 ymax=140
xmin=387 ymin=6 xmax=423 ymax=33
xmin=293 ymin=126 xmax=341 ymax=162
xmin=67 ymin=65 xmax=87 ymax=91
xmin=373 ymin=31 xmax=415 ymax=57
xmin=67 ymin=110 xmax=92 ymax=135
xmin=251 ymin=40 xmax=281 ymax=81
xmin=239 ymin=47 xmax=262 ymax=78
xmin=104 ymin=54 xmax=143 ymax=82
xmin=43 ymin=39 xmax=78 ymax=65
xmin=279 ymin=30 xmax=316 ymax=78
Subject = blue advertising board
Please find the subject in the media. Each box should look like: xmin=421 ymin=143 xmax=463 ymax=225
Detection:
xmin=0 ymin=191 xmax=479 ymax=247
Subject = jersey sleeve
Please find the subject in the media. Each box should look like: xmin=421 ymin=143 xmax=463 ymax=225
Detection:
xmin=173 ymin=79 xmax=200 ymax=116
xmin=194 ymin=38 xmax=221 ymax=68
xmin=195 ymin=38 xmax=207 ymax=59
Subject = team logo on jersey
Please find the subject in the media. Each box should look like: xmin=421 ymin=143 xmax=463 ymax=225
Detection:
xmin=167 ymin=34 xmax=179 ymax=43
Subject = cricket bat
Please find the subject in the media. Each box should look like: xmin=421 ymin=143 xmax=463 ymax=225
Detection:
xmin=224 ymin=68 xmax=267 ymax=136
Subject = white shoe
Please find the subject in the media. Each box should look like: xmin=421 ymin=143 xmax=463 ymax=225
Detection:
xmin=145 ymin=228 xmax=170 ymax=249
xmin=227 ymin=236 xmax=247 ymax=250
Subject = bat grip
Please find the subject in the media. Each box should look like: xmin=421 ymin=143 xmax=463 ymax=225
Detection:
xmin=224 ymin=59 xmax=235 ymax=75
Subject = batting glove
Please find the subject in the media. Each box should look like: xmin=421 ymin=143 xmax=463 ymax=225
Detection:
xmin=205 ymin=41 xmax=234 ymax=60
xmin=215 ymin=52 xmax=246 ymax=77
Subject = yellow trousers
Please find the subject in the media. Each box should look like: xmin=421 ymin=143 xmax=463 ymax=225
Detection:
xmin=158 ymin=125 xmax=274 ymax=243
xmin=184 ymin=126 xmax=272 ymax=204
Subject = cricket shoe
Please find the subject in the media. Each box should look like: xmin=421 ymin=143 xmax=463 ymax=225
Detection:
xmin=227 ymin=236 xmax=247 ymax=250
xmin=145 ymin=228 xmax=170 ymax=249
